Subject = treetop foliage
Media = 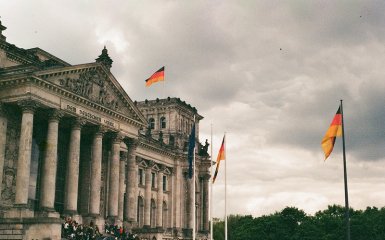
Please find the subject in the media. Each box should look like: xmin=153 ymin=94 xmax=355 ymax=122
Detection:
xmin=213 ymin=205 xmax=385 ymax=240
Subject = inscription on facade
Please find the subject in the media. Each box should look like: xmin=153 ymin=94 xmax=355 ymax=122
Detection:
xmin=61 ymin=100 xmax=119 ymax=129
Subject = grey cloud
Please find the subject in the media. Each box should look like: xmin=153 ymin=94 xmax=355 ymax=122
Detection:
xmin=3 ymin=0 xmax=385 ymax=218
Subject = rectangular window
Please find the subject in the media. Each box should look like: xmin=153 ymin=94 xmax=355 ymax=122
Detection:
xmin=138 ymin=168 xmax=144 ymax=185
xmin=163 ymin=175 xmax=167 ymax=191
xmin=151 ymin=172 xmax=156 ymax=188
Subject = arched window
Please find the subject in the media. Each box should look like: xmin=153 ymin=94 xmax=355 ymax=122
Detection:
xmin=160 ymin=117 xmax=166 ymax=129
xmin=162 ymin=201 xmax=168 ymax=228
xmin=150 ymin=199 xmax=156 ymax=228
xmin=137 ymin=196 xmax=144 ymax=227
xmin=149 ymin=118 xmax=155 ymax=129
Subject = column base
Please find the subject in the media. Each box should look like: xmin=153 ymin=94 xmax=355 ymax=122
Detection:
xmin=5 ymin=206 xmax=34 ymax=218
xmin=63 ymin=209 xmax=78 ymax=216
xmin=106 ymin=216 xmax=118 ymax=225
xmin=63 ymin=211 xmax=82 ymax=224
xmin=36 ymin=208 xmax=60 ymax=218
xmin=142 ymin=224 xmax=150 ymax=229
xmin=123 ymin=219 xmax=137 ymax=231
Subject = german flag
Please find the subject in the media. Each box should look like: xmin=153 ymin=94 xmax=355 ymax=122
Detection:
xmin=145 ymin=67 xmax=165 ymax=87
xmin=321 ymin=106 xmax=342 ymax=160
xmin=213 ymin=135 xmax=226 ymax=183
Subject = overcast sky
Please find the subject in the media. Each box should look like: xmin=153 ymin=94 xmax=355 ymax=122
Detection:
xmin=2 ymin=0 xmax=385 ymax=218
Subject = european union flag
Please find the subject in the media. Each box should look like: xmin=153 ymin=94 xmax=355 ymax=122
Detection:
xmin=188 ymin=124 xmax=196 ymax=179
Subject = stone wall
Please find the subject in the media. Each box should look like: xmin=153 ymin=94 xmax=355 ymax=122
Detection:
xmin=1 ymin=108 xmax=20 ymax=207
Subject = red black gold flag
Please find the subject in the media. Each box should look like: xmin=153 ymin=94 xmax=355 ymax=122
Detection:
xmin=321 ymin=106 xmax=342 ymax=160
xmin=213 ymin=135 xmax=226 ymax=183
xmin=145 ymin=66 xmax=165 ymax=87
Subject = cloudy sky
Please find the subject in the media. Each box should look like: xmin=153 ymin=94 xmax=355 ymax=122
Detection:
xmin=2 ymin=0 xmax=385 ymax=218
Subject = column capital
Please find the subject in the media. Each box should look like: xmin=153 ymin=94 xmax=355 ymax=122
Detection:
xmin=120 ymin=151 xmax=128 ymax=162
xmin=111 ymin=132 xmax=124 ymax=144
xmin=48 ymin=109 xmax=64 ymax=122
xmin=157 ymin=164 xmax=166 ymax=172
xmin=72 ymin=118 xmax=86 ymax=130
xmin=95 ymin=126 xmax=107 ymax=137
xmin=200 ymin=173 xmax=211 ymax=181
xmin=17 ymin=99 xmax=40 ymax=113
xmin=124 ymin=138 xmax=139 ymax=149
xmin=147 ymin=160 xmax=155 ymax=168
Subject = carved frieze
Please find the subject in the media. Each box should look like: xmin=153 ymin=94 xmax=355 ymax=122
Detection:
xmin=58 ymin=69 xmax=119 ymax=110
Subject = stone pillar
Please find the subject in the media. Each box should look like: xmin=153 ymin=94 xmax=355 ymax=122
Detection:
xmin=124 ymin=140 xmax=138 ymax=225
xmin=15 ymin=100 xmax=38 ymax=205
xmin=156 ymin=168 xmax=164 ymax=228
xmin=0 ymin=103 xmax=7 ymax=195
xmin=118 ymin=151 xmax=127 ymax=221
xmin=89 ymin=127 xmax=105 ymax=216
xmin=64 ymin=118 xmax=86 ymax=214
xmin=173 ymin=160 xmax=181 ymax=228
xmin=108 ymin=133 xmax=122 ymax=220
xmin=40 ymin=109 xmax=63 ymax=211
xmin=144 ymin=163 xmax=152 ymax=227
xmin=202 ymin=174 xmax=210 ymax=231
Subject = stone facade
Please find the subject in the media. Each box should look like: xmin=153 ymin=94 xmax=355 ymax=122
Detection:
xmin=0 ymin=20 xmax=210 ymax=240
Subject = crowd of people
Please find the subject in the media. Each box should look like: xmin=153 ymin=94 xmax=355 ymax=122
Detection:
xmin=62 ymin=217 xmax=138 ymax=240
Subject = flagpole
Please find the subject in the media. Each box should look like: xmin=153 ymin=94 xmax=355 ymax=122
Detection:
xmin=340 ymin=100 xmax=350 ymax=240
xmin=224 ymin=133 xmax=227 ymax=240
xmin=193 ymin=115 xmax=196 ymax=240
xmin=210 ymin=124 xmax=213 ymax=240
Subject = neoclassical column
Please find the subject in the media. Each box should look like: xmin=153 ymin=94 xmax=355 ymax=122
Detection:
xmin=118 ymin=151 xmax=127 ymax=221
xmin=15 ymin=100 xmax=38 ymax=205
xmin=0 ymin=102 xmax=8 ymax=195
xmin=124 ymin=139 xmax=138 ymax=224
xmin=144 ymin=162 xmax=152 ymax=227
xmin=156 ymin=167 xmax=164 ymax=228
xmin=40 ymin=109 xmax=63 ymax=211
xmin=89 ymin=126 xmax=106 ymax=216
xmin=108 ymin=133 xmax=123 ymax=219
xmin=64 ymin=118 xmax=86 ymax=213
xmin=173 ymin=160 xmax=181 ymax=228
xmin=202 ymin=174 xmax=210 ymax=231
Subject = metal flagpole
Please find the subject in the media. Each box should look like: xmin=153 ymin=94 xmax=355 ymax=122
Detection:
xmin=224 ymin=133 xmax=227 ymax=240
xmin=340 ymin=100 xmax=351 ymax=240
xmin=193 ymin=116 xmax=196 ymax=240
xmin=210 ymin=124 xmax=213 ymax=240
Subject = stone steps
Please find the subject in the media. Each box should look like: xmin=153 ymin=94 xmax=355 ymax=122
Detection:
xmin=0 ymin=224 xmax=24 ymax=240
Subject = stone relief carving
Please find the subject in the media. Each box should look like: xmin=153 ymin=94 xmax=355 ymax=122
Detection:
xmin=58 ymin=69 xmax=119 ymax=110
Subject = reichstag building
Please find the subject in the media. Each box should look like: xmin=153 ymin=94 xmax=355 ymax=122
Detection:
xmin=0 ymin=20 xmax=211 ymax=240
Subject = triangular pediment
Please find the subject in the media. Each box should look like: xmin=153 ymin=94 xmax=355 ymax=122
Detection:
xmin=152 ymin=164 xmax=160 ymax=172
xmin=164 ymin=168 xmax=171 ymax=175
xmin=138 ymin=160 xmax=148 ymax=168
xmin=34 ymin=62 xmax=147 ymax=125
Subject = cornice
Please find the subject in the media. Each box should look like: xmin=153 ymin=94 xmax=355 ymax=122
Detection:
xmin=138 ymin=139 xmax=176 ymax=159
